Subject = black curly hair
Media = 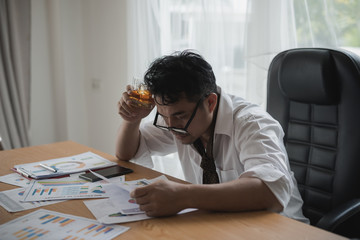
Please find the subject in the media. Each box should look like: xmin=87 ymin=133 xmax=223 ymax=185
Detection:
xmin=144 ymin=50 xmax=217 ymax=105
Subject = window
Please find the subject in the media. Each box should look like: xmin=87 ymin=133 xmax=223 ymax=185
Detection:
xmin=129 ymin=0 xmax=360 ymax=179
xmin=294 ymin=0 xmax=360 ymax=50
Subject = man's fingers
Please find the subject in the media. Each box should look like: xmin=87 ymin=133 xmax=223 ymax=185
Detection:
xmin=138 ymin=203 xmax=156 ymax=217
xmin=138 ymin=203 xmax=151 ymax=212
xmin=130 ymin=185 xmax=149 ymax=198
xmin=126 ymin=84 xmax=133 ymax=92
xmin=131 ymin=186 xmax=155 ymax=216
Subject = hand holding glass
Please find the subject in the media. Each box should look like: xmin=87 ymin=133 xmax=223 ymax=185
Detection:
xmin=129 ymin=79 xmax=153 ymax=109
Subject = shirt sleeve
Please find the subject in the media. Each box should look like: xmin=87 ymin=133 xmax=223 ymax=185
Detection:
xmin=131 ymin=134 xmax=154 ymax=168
xmin=235 ymin=111 xmax=294 ymax=209
xmin=131 ymin=120 xmax=177 ymax=167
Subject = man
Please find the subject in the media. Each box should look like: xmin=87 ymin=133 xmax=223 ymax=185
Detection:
xmin=116 ymin=50 xmax=308 ymax=223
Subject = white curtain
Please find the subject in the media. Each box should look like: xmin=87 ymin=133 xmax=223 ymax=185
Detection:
xmin=0 ymin=0 xmax=31 ymax=150
xmin=128 ymin=0 xmax=360 ymax=102
xmin=127 ymin=0 xmax=161 ymax=80
xmin=244 ymin=0 xmax=297 ymax=106
xmin=126 ymin=0 xmax=297 ymax=179
xmin=127 ymin=0 xmax=360 ymax=178
xmin=127 ymin=0 xmax=298 ymax=106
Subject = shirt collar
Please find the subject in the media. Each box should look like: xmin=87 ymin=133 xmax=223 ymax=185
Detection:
xmin=214 ymin=86 xmax=233 ymax=137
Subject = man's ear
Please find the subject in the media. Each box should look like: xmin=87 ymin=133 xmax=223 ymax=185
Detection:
xmin=206 ymin=93 xmax=218 ymax=113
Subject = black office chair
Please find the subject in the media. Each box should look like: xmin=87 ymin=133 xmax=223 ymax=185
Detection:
xmin=266 ymin=48 xmax=360 ymax=238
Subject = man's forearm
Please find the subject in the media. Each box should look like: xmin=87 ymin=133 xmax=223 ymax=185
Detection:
xmin=183 ymin=177 xmax=283 ymax=212
xmin=115 ymin=120 xmax=141 ymax=161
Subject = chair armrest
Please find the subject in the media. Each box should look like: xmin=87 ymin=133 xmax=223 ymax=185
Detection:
xmin=316 ymin=198 xmax=360 ymax=231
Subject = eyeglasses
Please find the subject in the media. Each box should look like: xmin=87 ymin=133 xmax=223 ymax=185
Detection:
xmin=153 ymin=96 xmax=205 ymax=134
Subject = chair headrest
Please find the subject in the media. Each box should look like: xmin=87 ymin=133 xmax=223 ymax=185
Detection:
xmin=279 ymin=49 xmax=339 ymax=104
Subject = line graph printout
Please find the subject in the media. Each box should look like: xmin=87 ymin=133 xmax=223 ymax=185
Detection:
xmin=13 ymin=152 xmax=116 ymax=179
xmin=22 ymin=180 xmax=109 ymax=202
xmin=0 ymin=209 xmax=129 ymax=240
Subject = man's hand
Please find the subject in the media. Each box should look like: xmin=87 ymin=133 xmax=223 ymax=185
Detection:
xmin=117 ymin=85 xmax=154 ymax=122
xmin=130 ymin=180 xmax=189 ymax=217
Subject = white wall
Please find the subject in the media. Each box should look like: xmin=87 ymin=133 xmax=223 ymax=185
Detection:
xmin=30 ymin=0 xmax=128 ymax=155
xmin=29 ymin=0 xmax=185 ymax=179
xmin=82 ymin=0 xmax=128 ymax=155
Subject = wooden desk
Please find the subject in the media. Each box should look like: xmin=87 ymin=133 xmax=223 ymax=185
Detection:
xmin=0 ymin=141 xmax=346 ymax=240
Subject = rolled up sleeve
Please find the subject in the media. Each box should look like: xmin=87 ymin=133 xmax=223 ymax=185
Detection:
xmin=240 ymin=163 xmax=293 ymax=210
xmin=236 ymin=113 xmax=294 ymax=209
xmin=131 ymin=134 xmax=154 ymax=168
xmin=131 ymin=120 xmax=177 ymax=168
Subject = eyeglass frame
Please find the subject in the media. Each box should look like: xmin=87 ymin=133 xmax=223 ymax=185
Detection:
xmin=153 ymin=95 xmax=207 ymax=134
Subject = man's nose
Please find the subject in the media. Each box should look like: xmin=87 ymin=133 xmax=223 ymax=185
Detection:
xmin=167 ymin=117 xmax=181 ymax=128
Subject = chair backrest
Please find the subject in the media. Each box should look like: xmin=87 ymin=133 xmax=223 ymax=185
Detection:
xmin=266 ymin=48 xmax=360 ymax=225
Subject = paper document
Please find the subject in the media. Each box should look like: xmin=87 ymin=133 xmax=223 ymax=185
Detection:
xmin=0 ymin=173 xmax=31 ymax=187
xmin=0 ymin=209 xmax=129 ymax=240
xmin=84 ymin=175 xmax=196 ymax=224
xmin=33 ymin=173 xmax=125 ymax=186
xmin=0 ymin=188 xmax=64 ymax=212
xmin=84 ymin=177 xmax=157 ymax=224
xmin=98 ymin=178 xmax=150 ymax=215
xmin=13 ymin=152 xmax=116 ymax=179
xmin=0 ymin=173 xmax=126 ymax=213
xmin=21 ymin=180 xmax=109 ymax=202
xmin=84 ymin=198 xmax=152 ymax=224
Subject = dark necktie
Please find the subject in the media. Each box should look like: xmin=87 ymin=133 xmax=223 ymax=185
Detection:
xmin=193 ymin=137 xmax=219 ymax=184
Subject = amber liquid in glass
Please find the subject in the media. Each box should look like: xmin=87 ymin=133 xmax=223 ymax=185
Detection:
xmin=129 ymin=85 xmax=153 ymax=108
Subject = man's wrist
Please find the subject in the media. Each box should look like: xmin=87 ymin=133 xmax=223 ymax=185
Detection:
xmin=122 ymin=119 xmax=141 ymax=128
xmin=180 ymin=184 xmax=195 ymax=209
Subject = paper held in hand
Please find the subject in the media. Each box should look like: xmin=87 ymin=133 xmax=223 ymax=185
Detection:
xmin=13 ymin=152 xmax=116 ymax=179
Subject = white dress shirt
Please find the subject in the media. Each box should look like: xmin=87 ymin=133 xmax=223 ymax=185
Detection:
xmin=132 ymin=87 xmax=309 ymax=223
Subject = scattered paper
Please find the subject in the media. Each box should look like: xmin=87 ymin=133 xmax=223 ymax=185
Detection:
xmin=85 ymin=198 xmax=196 ymax=225
xmin=0 ymin=173 xmax=31 ymax=187
xmin=13 ymin=152 xmax=116 ymax=179
xmin=35 ymin=173 xmax=125 ymax=186
xmin=84 ymin=198 xmax=152 ymax=224
xmin=0 ymin=173 xmax=126 ymax=213
xmin=103 ymin=179 xmax=149 ymax=215
xmin=83 ymin=175 xmax=199 ymax=224
xmin=0 ymin=209 xmax=129 ymax=240
xmin=21 ymin=180 xmax=110 ymax=202
xmin=0 ymin=188 xmax=63 ymax=212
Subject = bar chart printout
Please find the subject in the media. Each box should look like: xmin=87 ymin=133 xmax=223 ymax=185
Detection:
xmin=0 ymin=209 xmax=129 ymax=240
xmin=22 ymin=181 xmax=108 ymax=202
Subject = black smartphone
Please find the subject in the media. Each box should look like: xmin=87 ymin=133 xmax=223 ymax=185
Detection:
xmin=79 ymin=165 xmax=133 ymax=182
